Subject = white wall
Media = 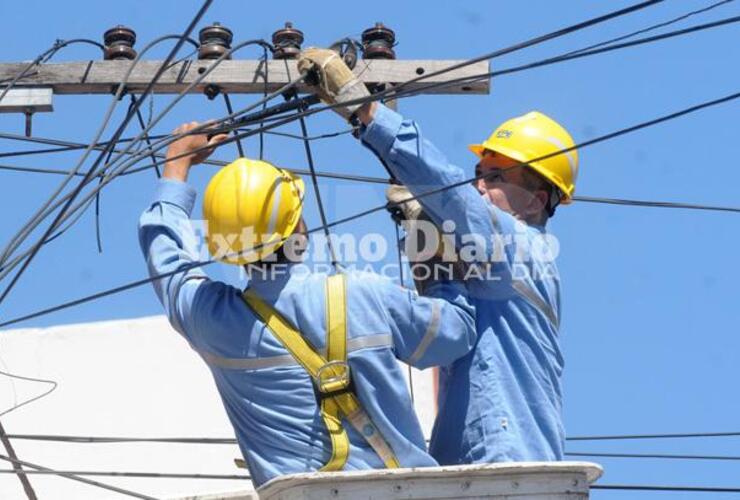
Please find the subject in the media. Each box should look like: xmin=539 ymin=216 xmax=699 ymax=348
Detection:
xmin=0 ymin=316 xmax=435 ymax=500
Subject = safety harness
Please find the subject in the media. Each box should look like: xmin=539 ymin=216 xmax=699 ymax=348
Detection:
xmin=241 ymin=274 xmax=400 ymax=471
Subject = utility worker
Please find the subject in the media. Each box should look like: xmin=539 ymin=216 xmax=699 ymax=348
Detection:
xmin=298 ymin=49 xmax=577 ymax=464
xmin=137 ymin=122 xmax=477 ymax=487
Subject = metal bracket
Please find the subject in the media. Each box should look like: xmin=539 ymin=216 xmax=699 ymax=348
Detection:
xmin=0 ymin=87 xmax=54 ymax=137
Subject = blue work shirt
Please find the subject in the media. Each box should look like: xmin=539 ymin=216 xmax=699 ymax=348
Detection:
xmin=138 ymin=178 xmax=477 ymax=487
xmin=361 ymin=104 xmax=565 ymax=464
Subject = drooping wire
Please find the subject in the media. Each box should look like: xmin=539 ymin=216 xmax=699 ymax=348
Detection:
xmin=0 ymin=29 xmax=208 ymax=300
xmin=0 ymin=454 xmax=158 ymax=500
xmin=0 ymin=369 xmax=57 ymax=418
xmin=0 ymin=0 xmax=671 ymax=272
xmin=296 ymin=110 xmax=341 ymax=269
xmin=1 ymin=10 xmax=736 ymax=276
xmin=0 ymin=0 xmax=710 ymax=277
xmin=0 ymin=36 xmax=285 ymax=286
xmin=0 ymin=33 xmax=191 ymax=268
xmin=0 ymin=78 xmax=308 ymax=279
xmin=2 ymin=87 xmax=739 ymax=329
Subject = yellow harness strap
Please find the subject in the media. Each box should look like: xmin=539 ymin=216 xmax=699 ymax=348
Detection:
xmin=242 ymin=274 xmax=400 ymax=471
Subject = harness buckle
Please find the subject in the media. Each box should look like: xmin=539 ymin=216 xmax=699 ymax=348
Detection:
xmin=316 ymin=360 xmax=351 ymax=395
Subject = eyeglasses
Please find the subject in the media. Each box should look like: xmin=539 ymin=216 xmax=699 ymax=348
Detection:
xmin=474 ymin=163 xmax=506 ymax=184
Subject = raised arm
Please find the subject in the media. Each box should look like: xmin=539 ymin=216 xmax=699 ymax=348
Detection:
xmin=137 ymin=122 xmax=227 ymax=339
xmin=359 ymin=103 xmax=520 ymax=258
xmin=368 ymin=275 xmax=476 ymax=369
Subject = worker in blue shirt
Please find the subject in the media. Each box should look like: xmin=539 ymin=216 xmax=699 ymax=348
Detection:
xmin=138 ymin=121 xmax=477 ymax=487
xmin=299 ymin=48 xmax=578 ymax=464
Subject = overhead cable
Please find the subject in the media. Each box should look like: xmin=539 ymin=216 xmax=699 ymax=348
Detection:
xmin=0 ymin=454 xmax=158 ymax=500
xmin=568 ymin=430 xmax=740 ymax=441
xmin=0 ymin=469 xmax=250 ymax=481
xmin=1 ymin=88 xmax=737 ymax=329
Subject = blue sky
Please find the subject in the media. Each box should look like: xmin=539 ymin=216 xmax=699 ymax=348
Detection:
xmin=1 ymin=0 xmax=739 ymax=497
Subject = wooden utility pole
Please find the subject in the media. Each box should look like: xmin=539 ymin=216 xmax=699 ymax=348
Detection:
xmin=0 ymin=59 xmax=489 ymax=95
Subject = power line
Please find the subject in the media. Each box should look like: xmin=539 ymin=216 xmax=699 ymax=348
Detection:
xmin=1 ymin=88 xmax=737 ymax=329
xmin=0 ymin=0 xmax=693 ymax=273
xmin=0 ymin=453 xmax=158 ymax=500
xmin=567 ymin=451 xmax=740 ymax=461
xmin=8 ymin=430 xmax=740 ymax=446
xmin=6 ymin=434 xmax=237 ymax=444
xmin=0 ymin=369 xmax=57 ymax=418
xmin=573 ymin=195 xmax=740 ymax=214
xmin=0 ymin=37 xmax=289 ymax=283
xmin=0 ymin=0 xmax=218 ymax=302
xmin=381 ymin=0 xmax=666 ymax=101
xmin=593 ymin=484 xmax=740 ymax=493
xmin=564 ymin=0 xmax=736 ymax=57
xmin=385 ymin=14 xmax=740 ymax=103
xmin=0 ymin=469 xmax=250 ymax=481
xmin=568 ymin=431 xmax=740 ymax=441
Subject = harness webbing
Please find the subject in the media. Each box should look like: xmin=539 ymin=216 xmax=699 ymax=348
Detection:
xmin=242 ymin=274 xmax=400 ymax=470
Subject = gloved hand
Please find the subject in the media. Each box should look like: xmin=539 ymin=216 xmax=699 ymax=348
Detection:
xmin=386 ymin=184 xmax=423 ymax=221
xmin=387 ymin=184 xmax=467 ymax=293
xmin=297 ymin=47 xmax=370 ymax=121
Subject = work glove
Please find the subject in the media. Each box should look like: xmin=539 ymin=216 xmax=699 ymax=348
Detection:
xmin=386 ymin=184 xmax=467 ymax=293
xmin=297 ymin=47 xmax=370 ymax=121
xmin=386 ymin=183 xmax=423 ymax=222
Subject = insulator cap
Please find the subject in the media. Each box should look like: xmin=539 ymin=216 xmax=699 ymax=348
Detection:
xmin=103 ymin=25 xmax=137 ymax=60
xmin=198 ymin=22 xmax=233 ymax=60
xmin=272 ymin=22 xmax=304 ymax=60
xmin=361 ymin=22 xmax=396 ymax=59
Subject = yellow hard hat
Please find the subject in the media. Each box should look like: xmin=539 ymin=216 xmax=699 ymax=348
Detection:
xmin=469 ymin=111 xmax=578 ymax=203
xmin=203 ymin=158 xmax=305 ymax=265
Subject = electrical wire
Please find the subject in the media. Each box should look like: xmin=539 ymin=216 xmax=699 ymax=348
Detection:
xmin=156 ymin=10 xmax=740 ymax=177
xmin=0 ymin=76 xmax=305 ymax=281
xmin=297 ymin=112 xmax=341 ymax=269
xmin=592 ymin=484 xmax=740 ymax=493
xmin=373 ymin=0 xmax=666 ymax=103
xmin=0 ymin=33 xmax=203 ymax=287
xmin=383 ymin=14 xmax=740 ymax=104
xmin=0 ymin=454 xmax=158 ymax=500
xmin=0 ymin=38 xmax=105 ymax=103
xmin=566 ymin=451 xmax=740 ymax=461
xmin=0 ymin=14 xmax=219 ymax=282
xmin=0 ymin=127 xmax=354 ymax=161
xmin=0 ymin=33 xmax=188 ymax=267
xmin=2 ymin=87 xmax=738 ymax=329
xmin=573 ymin=195 xmax=740 ymax=213
xmin=0 ymin=0 xmax=700 ymax=268
xmin=0 ymin=37 xmax=285 ymax=283
xmin=7 ymin=429 xmax=740 ymax=445
xmin=5 ymin=435 xmax=237 ymax=444
xmin=222 ymin=93 xmax=245 ymax=156
xmin=0 ymin=369 xmax=58 ymax=418
xmin=563 ymin=0 xmax=736 ymax=57
xmin=567 ymin=430 xmax=740 ymax=441
xmin=0 ymin=469 xmax=250 ymax=480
